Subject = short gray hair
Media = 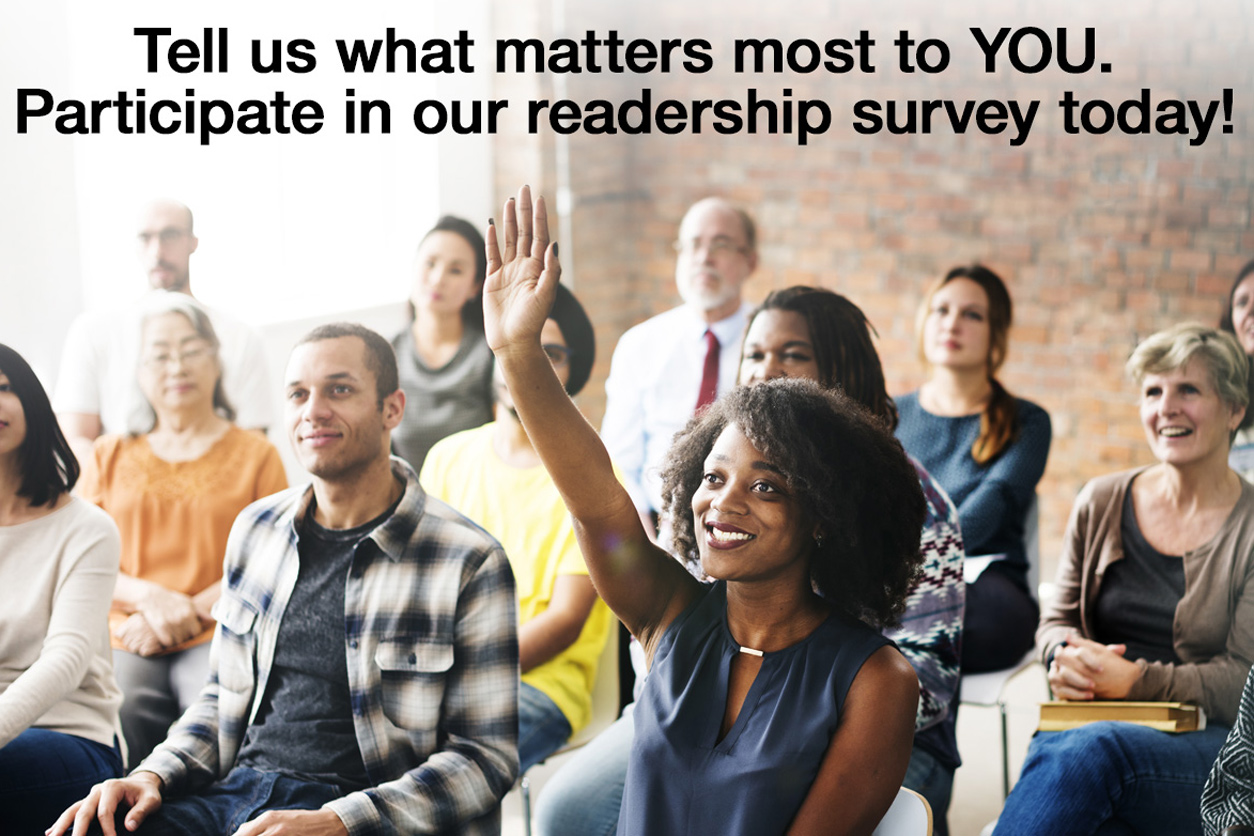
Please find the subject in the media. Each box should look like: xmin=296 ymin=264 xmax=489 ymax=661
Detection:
xmin=1126 ymin=322 xmax=1250 ymax=412
xmin=128 ymin=292 xmax=236 ymax=433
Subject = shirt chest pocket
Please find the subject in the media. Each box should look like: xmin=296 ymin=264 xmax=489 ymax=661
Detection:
xmin=211 ymin=598 xmax=258 ymax=694
xmin=375 ymin=640 xmax=454 ymax=730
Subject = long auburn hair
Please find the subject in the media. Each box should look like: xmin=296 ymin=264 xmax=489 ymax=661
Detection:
xmin=917 ymin=264 xmax=1019 ymax=465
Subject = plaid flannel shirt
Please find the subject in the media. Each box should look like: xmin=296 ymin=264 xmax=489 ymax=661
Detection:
xmin=139 ymin=458 xmax=519 ymax=835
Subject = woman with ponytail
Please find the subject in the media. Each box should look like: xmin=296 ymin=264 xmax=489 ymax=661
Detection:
xmin=896 ymin=265 xmax=1052 ymax=673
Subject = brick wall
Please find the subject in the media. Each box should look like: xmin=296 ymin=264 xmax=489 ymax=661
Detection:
xmin=490 ymin=0 xmax=1254 ymax=577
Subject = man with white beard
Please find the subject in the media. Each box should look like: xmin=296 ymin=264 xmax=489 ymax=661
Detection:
xmin=600 ymin=198 xmax=759 ymax=522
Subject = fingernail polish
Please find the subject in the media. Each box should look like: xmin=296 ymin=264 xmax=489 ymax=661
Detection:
xmin=488 ymin=218 xmax=494 ymax=226
xmin=553 ymin=243 xmax=559 ymax=257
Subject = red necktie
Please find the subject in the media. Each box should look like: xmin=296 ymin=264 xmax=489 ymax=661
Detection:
xmin=696 ymin=329 xmax=720 ymax=412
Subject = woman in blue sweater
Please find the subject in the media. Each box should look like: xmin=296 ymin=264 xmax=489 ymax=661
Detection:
xmin=897 ymin=265 xmax=1051 ymax=673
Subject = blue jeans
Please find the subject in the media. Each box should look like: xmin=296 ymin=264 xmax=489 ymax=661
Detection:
xmin=120 ymin=766 xmax=344 ymax=834
xmin=520 ymin=682 xmax=572 ymax=773
xmin=995 ymin=721 xmax=1230 ymax=835
xmin=0 ymin=728 xmax=122 ymax=836
xmin=903 ymin=745 xmax=954 ymax=836
xmin=534 ymin=704 xmax=634 ymax=836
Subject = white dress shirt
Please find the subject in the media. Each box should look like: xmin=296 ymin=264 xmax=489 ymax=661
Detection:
xmin=601 ymin=302 xmax=750 ymax=514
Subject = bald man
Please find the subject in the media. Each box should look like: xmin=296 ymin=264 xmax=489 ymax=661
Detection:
xmin=600 ymin=197 xmax=759 ymax=518
xmin=55 ymin=200 xmax=272 ymax=462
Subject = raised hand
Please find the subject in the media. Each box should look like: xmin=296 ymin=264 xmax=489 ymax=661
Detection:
xmin=482 ymin=185 xmax=562 ymax=359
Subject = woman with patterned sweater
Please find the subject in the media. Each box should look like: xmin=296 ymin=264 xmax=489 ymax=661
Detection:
xmin=739 ymin=286 xmax=966 ymax=835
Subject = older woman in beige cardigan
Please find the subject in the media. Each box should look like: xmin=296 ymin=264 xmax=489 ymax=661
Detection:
xmin=996 ymin=323 xmax=1254 ymax=836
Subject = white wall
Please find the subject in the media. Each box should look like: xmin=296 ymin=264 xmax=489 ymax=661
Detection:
xmin=2 ymin=0 xmax=493 ymax=395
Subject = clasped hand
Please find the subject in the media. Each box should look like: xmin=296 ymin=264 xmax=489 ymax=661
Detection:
xmin=1048 ymin=632 xmax=1141 ymax=701
xmin=113 ymin=586 xmax=206 ymax=656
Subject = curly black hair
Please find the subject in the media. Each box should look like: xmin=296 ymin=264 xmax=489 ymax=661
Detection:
xmin=659 ymin=378 xmax=925 ymax=628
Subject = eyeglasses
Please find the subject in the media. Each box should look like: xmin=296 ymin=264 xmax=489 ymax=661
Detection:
xmin=141 ymin=346 xmax=213 ymax=370
xmin=137 ymin=228 xmax=192 ymax=246
xmin=542 ymin=344 xmax=572 ymax=367
xmin=673 ymin=237 xmax=748 ymax=257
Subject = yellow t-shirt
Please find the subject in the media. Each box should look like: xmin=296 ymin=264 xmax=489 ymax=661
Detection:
xmin=421 ymin=423 xmax=613 ymax=734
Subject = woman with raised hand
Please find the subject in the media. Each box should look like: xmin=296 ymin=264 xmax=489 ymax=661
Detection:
xmin=1219 ymin=257 xmax=1254 ymax=480
xmin=390 ymin=215 xmax=495 ymax=470
xmin=79 ymin=293 xmax=287 ymax=769
xmin=897 ymin=265 xmax=1051 ymax=673
xmin=0 ymin=344 xmax=124 ymax=835
xmin=995 ymin=323 xmax=1254 ymax=834
xmin=486 ymin=187 xmax=925 ymax=835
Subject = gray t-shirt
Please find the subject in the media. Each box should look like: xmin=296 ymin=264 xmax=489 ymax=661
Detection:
xmin=234 ymin=499 xmax=399 ymax=791
xmin=390 ymin=325 xmax=494 ymax=470
xmin=1092 ymin=488 xmax=1186 ymax=665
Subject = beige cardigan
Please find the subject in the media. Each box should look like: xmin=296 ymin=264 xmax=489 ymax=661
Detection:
xmin=1037 ymin=467 xmax=1254 ymax=726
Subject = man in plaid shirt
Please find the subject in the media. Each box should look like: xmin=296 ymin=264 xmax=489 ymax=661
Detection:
xmin=52 ymin=323 xmax=519 ymax=836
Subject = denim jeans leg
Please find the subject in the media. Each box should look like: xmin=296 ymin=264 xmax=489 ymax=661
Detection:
xmin=902 ymin=744 xmax=954 ymax=836
xmin=139 ymin=766 xmax=347 ymax=835
xmin=534 ymin=705 xmax=634 ymax=836
xmin=0 ymin=728 xmax=123 ymax=835
xmin=995 ymin=721 xmax=1230 ymax=836
xmin=519 ymin=682 xmax=573 ymax=773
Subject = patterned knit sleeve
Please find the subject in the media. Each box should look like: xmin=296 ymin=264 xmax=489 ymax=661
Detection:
xmin=885 ymin=460 xmax=966 ymax=731
xmin=1201 ymin=664 xmax=1254 ymax=835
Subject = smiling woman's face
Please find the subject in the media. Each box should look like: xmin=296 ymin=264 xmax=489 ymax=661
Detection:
xmin=1140 ymin=355 xmax=1244 ymax=468
xmin=691 ymin=423 xmax=812 ymax=586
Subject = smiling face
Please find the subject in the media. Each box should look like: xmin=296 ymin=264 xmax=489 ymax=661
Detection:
xmin=137 ymin=312 xmax=221 ymax=420
xmin=691 ymin=423 xmax=813 ymax=585
xmin=739 ymin=309 xmax=821 ymax=386
xmin=1140 ymin=356 xmax=1245 ymax=469
xmin=922 ymin=277 xmax=992 ymax=373
xmin=1231 ymin=273 xmax=1254 ymax=356
xmin=0 ymin=369 xmax=26 ymax=464
xmin=410 ymin=230 xmax=481 ymax=320
xmin=285 ymin=336 xmax=403 ymax=483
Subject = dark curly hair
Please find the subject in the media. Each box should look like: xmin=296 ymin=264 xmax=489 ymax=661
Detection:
xmin=659 ymin=378 xmax=926 ymax=627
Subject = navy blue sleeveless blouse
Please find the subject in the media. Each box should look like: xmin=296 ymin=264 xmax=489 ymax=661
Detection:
xmin=617 ymin=581 xmax=892 ymax=835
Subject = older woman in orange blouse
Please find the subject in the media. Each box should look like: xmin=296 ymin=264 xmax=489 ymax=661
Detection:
xmin=79 ymin=293 xmax=287 ymax=768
